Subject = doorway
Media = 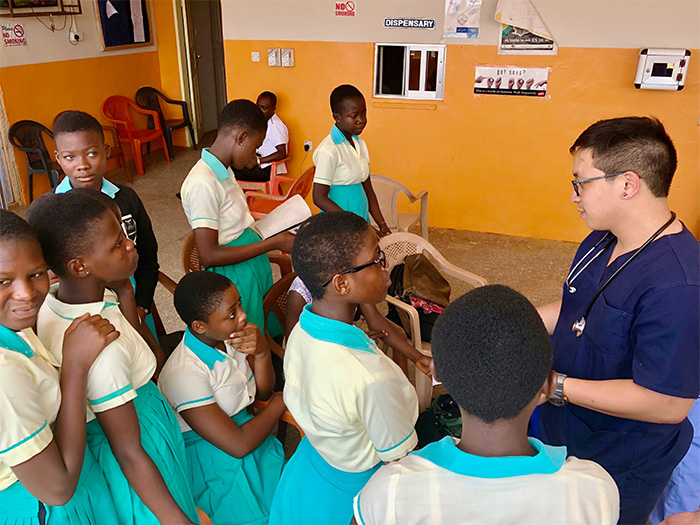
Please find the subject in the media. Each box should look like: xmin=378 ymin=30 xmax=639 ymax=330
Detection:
xmin=175 ymin=0 xmax=227 ymax=143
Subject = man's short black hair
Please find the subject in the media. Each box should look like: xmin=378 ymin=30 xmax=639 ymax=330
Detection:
xmin=0 ymin=209 xmax=39 ymax=246
xmin=330 ymin=84 xmax=364 ymax=114
xmin=218 ymin=99 xmax=267 ymax=136
xmin=432 ymin=285 xmax=552 ymax=424
xmin=292 ymin=211 xmax=370 ymax=299
xmin=53 ymin=110 xmax=105 ymax=142
xmin=174 ymin=271 xmax=234 ymax=326
xmin=26 ymin=189 xmax=112 ymax=277
xmin=258 ymin=91 xmax=277 ymax=107
xmin=570 ymin=116 xmax=677 ymax=198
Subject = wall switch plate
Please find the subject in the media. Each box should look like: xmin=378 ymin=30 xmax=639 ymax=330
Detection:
xmin=281 ymin=48 xmax=295 ymax=67
xmin=304 ymin=140 xmax=313 ymax=152
xmin=251 ymin=51 xmax=260 ymax=62
xmin=268 ymin=48 xmax=281 ymax=67
xmin=69 ymin=31 xmax=83 ymax=43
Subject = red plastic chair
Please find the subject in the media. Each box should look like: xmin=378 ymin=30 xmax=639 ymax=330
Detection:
xmin=101 ymin=95 xmax=170 ymax=176
xmin=245 ymin=166 xmax=315 ymax=219
xmin=238 ymin=141 xmax=295 ymax=195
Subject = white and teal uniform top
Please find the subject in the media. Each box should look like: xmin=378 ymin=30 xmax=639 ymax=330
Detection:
xmin=284 ymin=305 xmax=419 ymax=473
xmin=37 ymin=286 xmax=156 ymax=422
xmin=181 ymin=148 xmax=255 ymax=246
xmin=158 ymin=328 xmax=256 ymax=433
xmin=0 ymin=327 xmax=61 ymax=491
xmin=313 ymin=125 xmax=370 ymax=188
xmin=354 ymin=436 xmax=620 ymax=525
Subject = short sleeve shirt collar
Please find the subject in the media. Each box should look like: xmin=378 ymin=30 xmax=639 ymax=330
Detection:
xmin=55 ymin=176 xmax=120 ymax=198
xmin=201 ymin=148 xmax=231 ymax=182
xmin=43 ymin=285 xmax=120 ymax=321
xmin=0 ymin=325 xmax=35 ymax=358
xmin=183 ymin=328 xmax=227 ymax=370
xmin=330 ymin=124 xmax=358 ymax=145
xmin=412 ymin=436 xmax=567 ymax=478
xmin=299 ymin=304 xmax=377 ymax=353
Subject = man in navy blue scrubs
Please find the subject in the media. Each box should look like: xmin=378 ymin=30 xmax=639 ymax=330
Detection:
xmin=537 ymin=117 xmax=700 ymax=524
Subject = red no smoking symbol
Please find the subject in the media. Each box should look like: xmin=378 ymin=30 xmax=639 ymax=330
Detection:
xmin=13 ymin=24 xmax=24 ymax=38
xmin=346 ymin=1 xmax=355 ymax=11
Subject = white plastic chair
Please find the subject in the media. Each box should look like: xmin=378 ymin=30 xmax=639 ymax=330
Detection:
xmin=379 ymin=232 xmax=488 ymax=411
xmin=370 ymin=174 xmax=429 ymax=240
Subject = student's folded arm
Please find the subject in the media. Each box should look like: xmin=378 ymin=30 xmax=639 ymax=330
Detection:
xmin=192 ymin=227 xmax=288 ymax=268
xmin=536 ymin=299 xmax=562 ymax=335
xmin=96 ymin=402 xmax=193 ymax=523
xmin=259 ymin=144 xmax=287 ymax=164
xmin=180 ymin=399 xmax=284 ymax=459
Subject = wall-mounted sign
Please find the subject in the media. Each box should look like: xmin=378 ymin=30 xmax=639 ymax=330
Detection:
xmin=2 ymin=23 xmax=27 ymax=46
xmin=444 ymin=0 xmax=481 ymax=39
xmin=474 ymin=66 xmax=549 ymax=97
xmin=384 ymin=18 xmax=436 ymax=30
xmin=335 ymin=1 xmax=355 ymax=17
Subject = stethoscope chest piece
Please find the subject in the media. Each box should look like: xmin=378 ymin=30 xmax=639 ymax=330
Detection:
xmin=572 ymin=317 xmax=586 ymax=337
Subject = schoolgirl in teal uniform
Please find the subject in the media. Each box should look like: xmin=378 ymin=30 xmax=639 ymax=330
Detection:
xmin=27 ymin=190 xmax=199 ymax=525
xmin=180 ymin=100 xmax=295 ymax=337
xmin=159 ymin=271 xmax=286 ymax=525
xmin=0 ymin=210 xmax=119 ymax=525
xmin=312 ymin=85 xmax=392 ymax=235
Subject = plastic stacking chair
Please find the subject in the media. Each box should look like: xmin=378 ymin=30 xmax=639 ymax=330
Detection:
xmin=370 ymin=174 xmax=429 ymax=240
xmin=135 ymin=86 xmax=197 ymax=160
xmin=245 ymin=166 xmax=315 ymax=220
xmin=379 ymin=232 xmax=488 ymax=411
xmin=8 ymin=120 xmax=62 ymax=202
xmin=238 ymin=141 xmax=294 ymax=195
xmin=182 ymin=232 xmax=293 ymax=277
xmin=102 ymin=95 xmax=170 ymax=177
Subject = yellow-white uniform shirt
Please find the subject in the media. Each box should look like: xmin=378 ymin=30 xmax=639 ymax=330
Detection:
xmin=284 ymin=305 xmax=418 ymax=472
xmin=181 ymin=148 xmax=255 ymax=246
xmin=354 ymin=436 xmax=620 ymax=525
xmin=258 ymin=113 xmax=289 ymax=173
xmin=0 ymin=328 xmax=61 ymax=490
xmin=37 ymin=287 xmax=156 ymax=422
xmin=158 ymin=328 xmax=256 ymax=433
xmin=313 ymin=125 xmax=370 ymax=187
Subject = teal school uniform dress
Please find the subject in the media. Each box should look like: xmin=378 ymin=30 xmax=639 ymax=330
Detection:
xmin=37 ymin=289 xmax=200 ymax=525
xmin=0 ymin=326 xmax=118 ymax=525
xmin=313 ymin=125 xmax=371 ymax=222
xmin=180 ymin=149 xmax=282 ymax=337
xmin=158 ymin=329 xmax=285 ymax=525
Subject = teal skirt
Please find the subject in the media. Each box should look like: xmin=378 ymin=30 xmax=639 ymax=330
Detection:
xmin=208 ymin=228 xmax=282 ymax=337
xmin=86 ymin=381 xmax=200 ymax=525
xmin=328 ymin=183 xmax=370 ymax=222
xmin=183 ymin=408 xmax=284 ymax=525
xmin=269 ymin=437 xmax=380 ymax=525
xmin=0 ymin=448 xmax=118 ymax=525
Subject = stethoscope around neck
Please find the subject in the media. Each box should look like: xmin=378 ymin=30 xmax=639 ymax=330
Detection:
xmin=566 ymin=212 xmax=676 ymax=337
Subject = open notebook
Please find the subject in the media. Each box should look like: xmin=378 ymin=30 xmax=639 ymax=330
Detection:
xmin=251 ymin=194 xmax=312 ymax=240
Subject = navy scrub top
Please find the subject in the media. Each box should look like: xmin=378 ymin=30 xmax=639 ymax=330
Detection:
xmin=540 ymin=226 xmax=700 ymax=481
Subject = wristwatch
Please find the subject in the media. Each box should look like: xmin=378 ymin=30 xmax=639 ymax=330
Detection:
xmin=256 ymin=156 xmax=261 ymax=166
xmin=548 ymin=372 xmax=568 ymax=406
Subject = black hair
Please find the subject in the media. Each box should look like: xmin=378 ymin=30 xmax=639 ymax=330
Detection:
xmin=292 ymin=211 xmax=370 ymax=299
xmin=0 ymin=209 xmax=39 ymax=246
xmin=25 ymin=189 xmax=113 ymax=277
xmin=53 ymin=110 xmax=105 ymax=142
xmin=218 ymin=99 xmax=267 ymax=136
xmin=431 ymin=285 xmax=552 ymax=424
xmin=174 ymin=271 xmax=234 ymax=326
xmin=330 ymin=84 xmax=364 ymax=114
xmin=570 ymin=116 xmax=677 ymax=198
xmin=258 ymin=91 xmax=277 ymax=107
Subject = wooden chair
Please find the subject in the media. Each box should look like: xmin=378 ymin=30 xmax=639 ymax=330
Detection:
xmin=182 ymin=232 xmax=293 ymax=277
xmin=379 ymin=232 xmax=488 ymax=411
xmin=238 ymin=141 xmax=294 ymax=195
xmin=102 ymin=95 xmax=170 ymax=177
xmin=245 ymin=166 xmax=315 ymax=219
xmin=370 ymin=174 xmax=429 ymax=240
xmin=8 ymin=120 xmax=62 ymax=202
xmin=135 ymin=86 xmax=196 ymax=160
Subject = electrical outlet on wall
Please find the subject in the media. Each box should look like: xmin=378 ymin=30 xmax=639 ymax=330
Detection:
xmin=69 ymin=31 xmax=83 ymax=44
xmin=304 ymin=141 xmax=313 ymax=152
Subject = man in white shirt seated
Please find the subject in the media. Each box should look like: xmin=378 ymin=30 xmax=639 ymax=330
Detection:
xmin=233 ymin=91 xmax=289 ymax=183
xmin=353 ymin=285 xmax=620 ymax=525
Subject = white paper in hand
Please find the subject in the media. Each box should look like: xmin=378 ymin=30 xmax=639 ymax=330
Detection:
xmin=252 ymin=194 xmax=312 ymax=240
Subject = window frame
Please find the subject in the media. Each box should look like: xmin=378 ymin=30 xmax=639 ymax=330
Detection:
xmin=373 ymin=43 xmax=446 ymax=101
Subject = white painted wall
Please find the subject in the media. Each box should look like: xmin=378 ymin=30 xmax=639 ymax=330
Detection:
xmin=220 ymin=0 xmax=700 ymax=50
xmin=0 ymin=0 xmax=157 ymax=68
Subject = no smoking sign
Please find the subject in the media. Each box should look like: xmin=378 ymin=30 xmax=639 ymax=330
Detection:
xmin=2 ymin=23 xmax=27 ymax=46
xmin=335 ymin=1 xmax=356 ymax=17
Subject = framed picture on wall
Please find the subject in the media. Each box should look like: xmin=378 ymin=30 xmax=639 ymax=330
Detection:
xmin=95 ymin=0 xmax=152 ymax=50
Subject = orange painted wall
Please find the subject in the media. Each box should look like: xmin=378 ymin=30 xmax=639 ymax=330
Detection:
xmin=223 ymin=40 xmax=700 ymax=242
